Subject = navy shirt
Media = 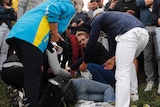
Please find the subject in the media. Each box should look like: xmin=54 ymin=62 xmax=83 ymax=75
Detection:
xmin=84 ymin=11 xmax=144 ymax=63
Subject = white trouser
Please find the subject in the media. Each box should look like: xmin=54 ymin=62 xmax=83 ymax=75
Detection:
xmin=0 ymin=23 xmax=10 ymax=71
xmin=115 ymin=27 xmax=149 ymax=107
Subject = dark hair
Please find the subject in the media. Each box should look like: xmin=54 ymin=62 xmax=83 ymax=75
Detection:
xmin=90 ymin=0 xmax=100 ymax=3
xmin=0 ymin=0 xmax=12 ymax=6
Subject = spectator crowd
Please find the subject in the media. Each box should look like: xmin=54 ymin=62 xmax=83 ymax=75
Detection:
xmin=0 ymin=0 xmax=160 ymax=107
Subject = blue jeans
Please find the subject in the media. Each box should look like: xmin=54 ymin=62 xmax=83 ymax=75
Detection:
xmin=87 ymin=63 xmax=115 ymax=85
xmin=71 ymin=78 xmax=115 ymax=102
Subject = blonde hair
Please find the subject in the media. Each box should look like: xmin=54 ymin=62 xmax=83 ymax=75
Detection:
xmin=75 ymin=31 xmax=88 ymax=38
xmin=72 ymin=0 xmax=84 ymax=13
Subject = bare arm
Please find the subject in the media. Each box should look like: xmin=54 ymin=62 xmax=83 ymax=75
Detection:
xmin=49 ymin=23 xmax=64 ymax=42
xmin=144 ymin=0 xmax=153 ymax=7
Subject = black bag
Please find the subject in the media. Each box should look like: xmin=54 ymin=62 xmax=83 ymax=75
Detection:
xmin=63 ymin=79 xmax=77 ymax=105
xmin=1 ymin=54 xmax=24 ymax=89
xmin=39 ymin=76 xmax=71 ymax=107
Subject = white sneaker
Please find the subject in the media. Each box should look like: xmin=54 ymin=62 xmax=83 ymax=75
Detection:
xmin=130 ymin=94 xmax=139 ymax=102
xmin=143 ymin=104 xmax=150 ymax=107
xmin=144 ymin=81 xmax=154 ymax=91
xmin=157 ymin=83 xmax=160 ymax=94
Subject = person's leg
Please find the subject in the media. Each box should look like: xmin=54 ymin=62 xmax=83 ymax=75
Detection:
xmin=130 ymin=63 xmax=139 ymax=101
xmin=1 ymin=67 xmax=24 ymax=89
xmin=14 ymin=39 xmax=43 ymax=107
xmin=143 ymin=26 xmax=156 ymax=91
xmin=155 ymin=27 xmax=160 ymax=94
xmin=133 ymin=58 xmax=138 ymax=73
xmin=115 ymin=28 xmax=149 ymax=107
xmin=0 ymin=23 xmax=10 ymax=71
xmin=87 ymin=63 xmax=115 ymax=85
xmin=72 ymin=78 xmax=115 ymax=102
xmin=87 ymin=64 xmax=107 ymax=84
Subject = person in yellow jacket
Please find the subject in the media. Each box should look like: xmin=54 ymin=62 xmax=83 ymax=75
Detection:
xmin=6 ymin=0 xmax=76 ymax=106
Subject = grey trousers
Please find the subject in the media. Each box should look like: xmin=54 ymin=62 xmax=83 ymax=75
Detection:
xmin=143 ymin=26 xmax=160 ymax=82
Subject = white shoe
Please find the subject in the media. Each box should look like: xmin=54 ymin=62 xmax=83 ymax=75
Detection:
xmin=157 ymin=83 xmax=160 ymax=94
xmin=144 ymin=81 xmax=154 ymax=91
xmin=143 ymin=104 xmax=150 ymax=107
xmin=130 ymin=94 xmax=139 ymax=102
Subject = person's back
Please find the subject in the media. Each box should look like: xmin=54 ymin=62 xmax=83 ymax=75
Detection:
xmin=85 ymin=12 xmax=144 ymax=60
xmin=81 ymin=11 xmax=149 ymax=107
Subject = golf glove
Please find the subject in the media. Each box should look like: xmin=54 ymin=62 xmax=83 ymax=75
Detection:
xmin=80 ymin=69 xmax=93 ymax=79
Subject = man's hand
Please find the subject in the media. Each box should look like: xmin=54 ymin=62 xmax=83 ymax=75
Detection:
xmin=158 ymin=18 xmax=160 ymax=26
xmin=50 ymin=33 xmax=64 ymax=42
xmin=126 ymin=10 xmax=135 ymax=15
xmin=80 ymin=69 xmax=93 ymax=79
xmin=109 ymin=0 xmax=118 ymax=10
xmin=79 ymin=61 xmax=88 ymax=71
xmin=103 ymin=56 xmax=115 ymax=70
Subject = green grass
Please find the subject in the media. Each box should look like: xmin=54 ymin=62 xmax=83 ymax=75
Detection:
xmin=0 ymin=75 xmax=10 ymax=107
xmin=131 ymin=83 xmax=160 ymax=107
xmin=1 ymin=72 xmax=160 ymax=107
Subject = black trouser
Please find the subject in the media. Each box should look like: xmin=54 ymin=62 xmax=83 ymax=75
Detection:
xmin=9 ymin=38 xmax=43 ymax=107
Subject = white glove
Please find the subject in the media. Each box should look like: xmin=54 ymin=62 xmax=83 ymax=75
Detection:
xmin=80 ymin=69 xmax=93 ymax=79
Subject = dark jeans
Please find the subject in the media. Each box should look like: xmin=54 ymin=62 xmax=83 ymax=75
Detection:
xmin=87 ymin=63 xmax=115 ymax=87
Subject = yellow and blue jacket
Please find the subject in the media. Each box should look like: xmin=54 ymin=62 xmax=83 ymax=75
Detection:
xmin=6 ymin=0 xmax=76 ymax=53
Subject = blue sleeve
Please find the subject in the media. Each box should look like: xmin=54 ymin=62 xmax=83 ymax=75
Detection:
xmin=136 ymin=0 xmax=146 ymax=7
xmin=84 ymin=16 xmax=102 ymax=63
xmin=45 ymin=1 xmax=66 ymax=23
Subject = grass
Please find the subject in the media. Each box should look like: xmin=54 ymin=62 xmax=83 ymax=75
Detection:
xmin=1 ymin=71 xmax=160 ymax=107
xmin=0 ymin=75 xmax=10 ymax=107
